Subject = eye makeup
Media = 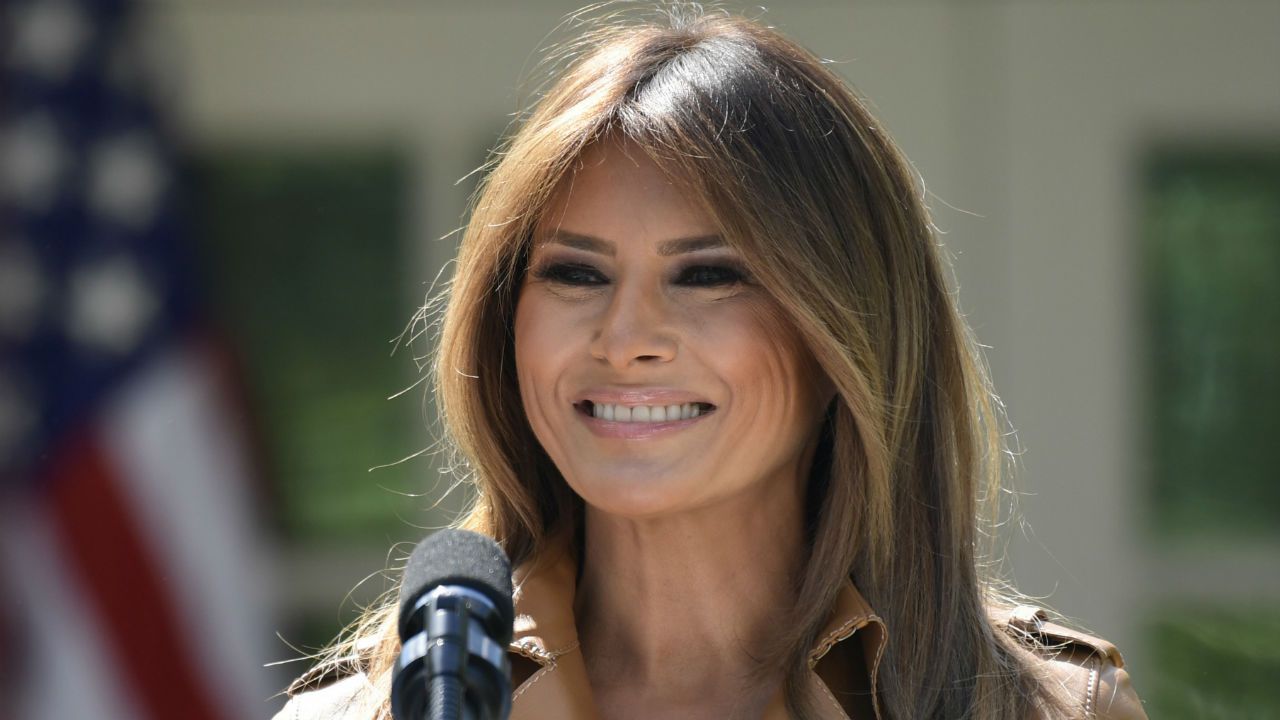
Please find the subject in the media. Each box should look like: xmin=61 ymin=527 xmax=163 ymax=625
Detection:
xmin=529 ymin=258 xmax=754 ymax=289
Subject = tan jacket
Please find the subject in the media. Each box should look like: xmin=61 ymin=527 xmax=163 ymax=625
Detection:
xmin=276 ymin=541 xmax=1147 ymax=719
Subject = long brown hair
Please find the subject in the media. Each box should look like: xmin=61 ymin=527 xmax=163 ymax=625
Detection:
xmin=292 ymin=4 xmax=1072 ymax=717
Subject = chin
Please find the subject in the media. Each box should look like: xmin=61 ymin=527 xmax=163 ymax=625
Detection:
xmin=568 ymin=473 xmax=704 ymax=521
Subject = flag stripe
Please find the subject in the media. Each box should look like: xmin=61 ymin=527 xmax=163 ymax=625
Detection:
xmin=101 ymin=338 xmax=272 ymax=718
xmin=0 ymin=501 xmax=141 ymax=720
xmin=46 ymin=427 xmax=226 ymax=720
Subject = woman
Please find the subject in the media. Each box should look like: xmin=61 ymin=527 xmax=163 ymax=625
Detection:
xmin=277 ymin=6 xmax=1146 ymax=719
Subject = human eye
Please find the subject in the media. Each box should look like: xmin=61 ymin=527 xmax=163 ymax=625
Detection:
xmin=674 ymin=263 xmax=750 ymax=288
xmin=531 ymin=261 xmax=608 ymax=286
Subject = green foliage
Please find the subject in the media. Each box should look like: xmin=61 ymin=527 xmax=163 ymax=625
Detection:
xmin=1145 ymin=605 xmax=1280 ymax=719
xmin=1142 ymin=151 xmax=1280 ymax=539
xmin=189 ymin=146 xmax=439 ymax=545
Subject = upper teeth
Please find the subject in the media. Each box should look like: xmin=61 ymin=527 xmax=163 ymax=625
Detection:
xmin=590 ymin=402 xmax=706 ymax=422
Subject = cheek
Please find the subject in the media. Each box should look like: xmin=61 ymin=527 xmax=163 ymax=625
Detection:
xmin=693 ymin=299 xmax=818 ymax=416
xmin=515 ymin=287 xmax=576 ymax=364
xmin=513 ymin=289 xmax=566 ymax=429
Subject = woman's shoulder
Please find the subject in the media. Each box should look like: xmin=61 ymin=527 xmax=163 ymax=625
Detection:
xmin=995 ymin=605 xmax=1149 ymax=720
xmin=272 ymin=673 xmax=383 ymax=720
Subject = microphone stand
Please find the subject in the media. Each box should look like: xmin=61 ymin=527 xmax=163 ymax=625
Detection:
xmin=393 ymin=586 xmax=511 ymax=720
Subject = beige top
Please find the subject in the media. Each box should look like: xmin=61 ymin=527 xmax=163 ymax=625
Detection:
xmin=275 ymin=538 xmax=1148 ymax=719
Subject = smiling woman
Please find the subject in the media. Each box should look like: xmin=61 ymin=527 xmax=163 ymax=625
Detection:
xmin=515 ymin=138 xmax=831 ymax=528
xmin=275 ymin=4 xmax=1147 ymax=719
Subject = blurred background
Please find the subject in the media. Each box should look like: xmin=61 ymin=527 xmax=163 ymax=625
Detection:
xmin=1 ymin=1 xmax=1277 ymax=718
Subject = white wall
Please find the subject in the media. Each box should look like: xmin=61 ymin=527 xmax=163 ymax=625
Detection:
xmin=150 ymin=0 xmax=1280 ymax=682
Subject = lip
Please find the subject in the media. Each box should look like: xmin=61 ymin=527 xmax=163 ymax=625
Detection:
xmin=576 ymin=387 xmax=714 ymax=406
xmin=574 ymin=401 xmax=715 ymax=439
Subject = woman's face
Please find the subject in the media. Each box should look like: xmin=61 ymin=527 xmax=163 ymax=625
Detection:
xmin=514 ymin=138 xmax=832 ymax=519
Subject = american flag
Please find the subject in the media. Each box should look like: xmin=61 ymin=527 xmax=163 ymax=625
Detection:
xmin=1 ymin=1 xmax=274 ymax=718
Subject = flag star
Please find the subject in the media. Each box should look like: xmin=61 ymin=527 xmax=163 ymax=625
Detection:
xmin=0 ymin=113 xmax=68 ymax=213
xmin=0 ymin=238 xmax=47 ymax=341
xmin=5 ymin=0 xmax=91 ymax=82
xmin=0 ymin=371 xmax=38 ymax=467
xmin=65 ymin=257 xmax=158 ymax=356
xmin=87 ymin=132 xmax=167 ymax=229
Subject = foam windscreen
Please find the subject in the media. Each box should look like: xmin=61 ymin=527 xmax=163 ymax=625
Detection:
xmin=398 ymin=529 xmax=514 ymax=643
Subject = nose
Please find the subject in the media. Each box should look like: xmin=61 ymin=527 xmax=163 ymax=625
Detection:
xmin=589 ymin=281 xmax=678 ymax=369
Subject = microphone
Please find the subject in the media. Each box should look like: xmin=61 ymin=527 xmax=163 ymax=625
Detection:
xmin=391 ymin=530 xmax=514 ymax=720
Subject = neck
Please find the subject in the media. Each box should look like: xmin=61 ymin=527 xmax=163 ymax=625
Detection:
xmin=572 ymin=475 xmax=806 ymax=713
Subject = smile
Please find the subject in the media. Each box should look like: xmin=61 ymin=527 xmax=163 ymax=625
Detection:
xmin=574 ymin=400 xmax=717 ymax=439
xmin=578 ymin=401 xmax=715 ymax=423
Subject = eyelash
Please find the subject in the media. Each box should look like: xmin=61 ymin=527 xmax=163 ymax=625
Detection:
xmin=532 ymin=262 xmax=750 ymax=288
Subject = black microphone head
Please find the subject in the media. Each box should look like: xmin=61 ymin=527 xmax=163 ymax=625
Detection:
xmin=398 ymin=529 xmax=514 ymax=643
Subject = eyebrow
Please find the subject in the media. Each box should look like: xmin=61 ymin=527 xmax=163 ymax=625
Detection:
xmin=543 ymin=229 xmax=727 ymax=257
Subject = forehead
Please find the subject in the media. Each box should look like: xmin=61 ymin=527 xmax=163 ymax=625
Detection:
xmin=535 ymin=138 xmax=719 ymax=248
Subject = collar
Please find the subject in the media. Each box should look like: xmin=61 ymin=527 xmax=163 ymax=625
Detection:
xmin=504 ymin=535 xmax=887 ymax=720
